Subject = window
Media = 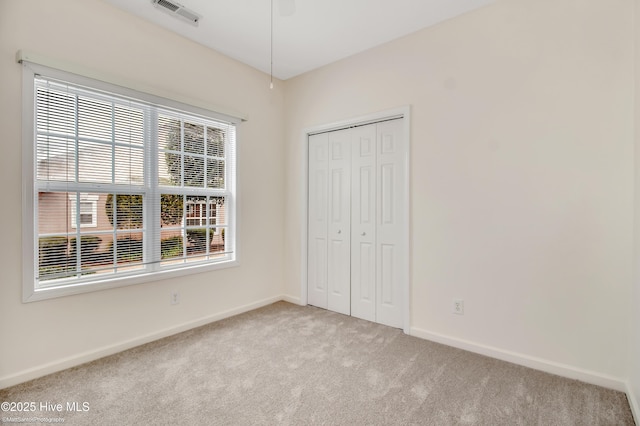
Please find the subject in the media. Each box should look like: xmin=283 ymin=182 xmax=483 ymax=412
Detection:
xmin=23 ymin=62 xmax=238 ymax=302
xmin=185 ymin=198 xmax=219 ymax=227
xmin=69 ymin=194 xmax=98 ymax=228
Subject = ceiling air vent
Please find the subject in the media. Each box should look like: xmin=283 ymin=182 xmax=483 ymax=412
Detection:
xmin=151 ymin=0 xmax=201 ymax=26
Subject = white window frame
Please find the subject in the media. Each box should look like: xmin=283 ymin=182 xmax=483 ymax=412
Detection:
xmin=21 ymin=61 xmax=241 ymax=302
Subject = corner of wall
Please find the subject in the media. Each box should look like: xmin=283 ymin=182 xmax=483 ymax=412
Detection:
xmin=626 ymin=380 xmax=640 ymax=425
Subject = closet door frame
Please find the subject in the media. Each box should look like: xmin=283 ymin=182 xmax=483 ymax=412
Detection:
xmin=300 ymin=106 xmax=411 ymax=334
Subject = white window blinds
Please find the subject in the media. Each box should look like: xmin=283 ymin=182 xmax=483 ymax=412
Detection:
xmin=26 ymin=67 xmax=237 ymax=300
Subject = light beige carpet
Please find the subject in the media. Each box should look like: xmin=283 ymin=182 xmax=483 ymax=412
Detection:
xmin=0 ymin=302 xmax=635 ymax=425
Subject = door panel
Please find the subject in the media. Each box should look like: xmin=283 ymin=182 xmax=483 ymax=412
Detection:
xmin=329 ymin=239 xmax=347 ymax=296
xmin=351 ymin=124 xmax=376 ymax=321
xmin=358 ymin=242 xmax=374 ymax=301
xmin=376 ymin=119 xmax=405 ymax=328
xmin=327 ymin=129 xmax=351 ymax=315
xmin=380 ymin=244 xmax=395 ymax=305
xmin=360 ymin=168 xmax=372 ymax=224
xmin=380 ymin=164 xmax=395 ymax=224
xmin=307 ymin=133 xmax=329 ymax=309
xmin=331 ymin=169 xmax=345 ymax=223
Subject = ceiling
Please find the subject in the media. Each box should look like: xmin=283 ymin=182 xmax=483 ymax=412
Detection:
xmin=102 ymin=0 xmax=494 ymax=80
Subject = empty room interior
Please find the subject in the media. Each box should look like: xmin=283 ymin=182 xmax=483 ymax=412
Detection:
xmin=1 ymin=0 xmax=640 ymax=424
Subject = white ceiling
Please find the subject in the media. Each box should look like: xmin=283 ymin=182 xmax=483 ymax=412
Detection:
xmin=103 ymin=0 xmax=494 ymax=80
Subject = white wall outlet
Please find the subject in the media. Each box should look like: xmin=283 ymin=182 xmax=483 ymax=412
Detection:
xmin=453 ymin=299 xmax=464 ymax=315
xmin=170 ymin=291 xmax=180 ymax=305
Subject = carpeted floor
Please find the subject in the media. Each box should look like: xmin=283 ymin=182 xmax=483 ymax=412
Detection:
xmin=0 ymin=302 xmax=635 ymax=425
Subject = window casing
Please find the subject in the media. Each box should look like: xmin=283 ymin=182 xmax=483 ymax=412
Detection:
xmin=22 ymin=62 xmax=239 ymax=302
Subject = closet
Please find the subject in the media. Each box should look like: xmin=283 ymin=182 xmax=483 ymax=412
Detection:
xmin=307 ymin=118 xmax=406 ymax=328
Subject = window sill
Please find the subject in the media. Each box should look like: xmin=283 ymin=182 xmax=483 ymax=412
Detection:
xmin=23 ymin=258 xmax=240 ymax=303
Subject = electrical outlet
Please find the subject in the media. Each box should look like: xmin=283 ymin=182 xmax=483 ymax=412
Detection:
xmin=170 ymin=292 xmax=180 ymax=305
xmin=453 ymin=299 xmax=464 ymax=315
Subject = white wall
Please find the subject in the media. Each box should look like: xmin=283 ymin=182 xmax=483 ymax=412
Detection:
xmin=284 ymin=0 xmax=634 ymax=385
xmin=0 ymin=0 xmax=285 ymax=386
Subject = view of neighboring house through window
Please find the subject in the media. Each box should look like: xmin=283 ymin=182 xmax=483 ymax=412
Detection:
xmin=24 ymin=63 xmax=238 ymax=301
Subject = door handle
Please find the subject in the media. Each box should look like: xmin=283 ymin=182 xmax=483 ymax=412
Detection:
xmin=337 ymin=230 xmax=342 ymax=234
xmin=361 ymin=232 xmax=366 ymax=236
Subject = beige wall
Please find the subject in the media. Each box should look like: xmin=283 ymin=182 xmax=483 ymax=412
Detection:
xmin=0 ymin=0 xmax=285 ymax=385
xmin=283 ymin=0 xmax=634 ymax=383
xmin=1 ymin=0 xmax=638 ymax=411
xmin=631 ymin=0 xmax=640 ymax=417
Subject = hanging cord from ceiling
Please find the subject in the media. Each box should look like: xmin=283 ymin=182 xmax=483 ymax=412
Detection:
xmin=270 ymin=0 xmax=274 ymax=89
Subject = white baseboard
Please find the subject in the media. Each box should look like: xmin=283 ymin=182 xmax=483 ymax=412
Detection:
xmin=0 ymin=295 xmax=282 ymax=389
xmin=281 ymin=294 xmax=302 ymax=305
xmin=2 ymin=298 xmax=630 ymax=402
xmin=626 ymin=381 xmax=640 ymax=425
xmin=410 ymin=327 xmax=627 ymax=392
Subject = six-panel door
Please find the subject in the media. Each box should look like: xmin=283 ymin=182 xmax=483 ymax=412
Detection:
xmin=307 ymin=133 xmax=329 ymax=309
xmin=351 ymin=124 xmax=377 ymax=322
xmin=327 ymin=129 xmax=352 ymax=316
xmin=375 ymin=119 xmax=404 ymax=328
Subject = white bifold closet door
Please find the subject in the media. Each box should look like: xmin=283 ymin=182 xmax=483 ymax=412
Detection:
xmin=307 ymin=133 xmax=329 ymax=310
xmin=307 ymin=118 xmax=405 ymax=328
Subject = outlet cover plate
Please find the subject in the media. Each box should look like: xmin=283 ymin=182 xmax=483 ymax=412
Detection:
xmin=453 ymin=299 xmax=464 ymax=315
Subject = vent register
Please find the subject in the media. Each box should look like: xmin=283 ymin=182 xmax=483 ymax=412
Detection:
xmin=152 ymin=0 xmax=202 ymax=26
